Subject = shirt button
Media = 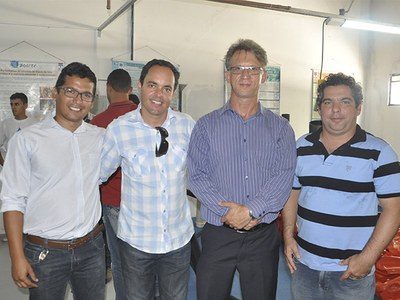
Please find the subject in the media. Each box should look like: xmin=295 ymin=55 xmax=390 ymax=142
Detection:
xmin=245 ymin=175 xmax=249 ymax=180
xmin=243 ymin=139 xmax=246 ymax=142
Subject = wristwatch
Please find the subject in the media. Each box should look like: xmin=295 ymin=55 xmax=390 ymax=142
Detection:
xmin=249 ymin=209 xmax=256 ymax=220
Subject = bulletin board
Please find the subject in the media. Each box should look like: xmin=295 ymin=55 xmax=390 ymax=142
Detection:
xmin=0 ymin=61 xmax=63 ymax=121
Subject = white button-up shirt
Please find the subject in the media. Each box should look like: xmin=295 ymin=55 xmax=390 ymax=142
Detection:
xmin=0 ymin=117 xmax=104 ymax=239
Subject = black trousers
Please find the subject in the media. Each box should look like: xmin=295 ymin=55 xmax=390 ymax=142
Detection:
xmin=196 ymin=222 xmax=280 ymax=300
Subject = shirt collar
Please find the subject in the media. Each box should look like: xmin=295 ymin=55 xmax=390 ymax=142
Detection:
xmin=108 ymin=100 xmax=137 ymax=109
xmin=219 ymin=101 xmax=264 ymax=117
xmin=41 ymin=115 xmax=88 ymax=133
xmin=129 ymin=104 xmax=176 ymax=127
xmin=306 ymin=124 xmax=366 ymax=146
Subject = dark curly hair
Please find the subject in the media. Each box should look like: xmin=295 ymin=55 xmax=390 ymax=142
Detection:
xmin=316 ymin=73 xmax=363 ymax=109
xmin=55 ymin=62 xmax=97 ymax=95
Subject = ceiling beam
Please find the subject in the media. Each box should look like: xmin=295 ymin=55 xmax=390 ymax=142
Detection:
xmin=205 ymin=0 xmax=344 ymax=20
xmin=97 ymin=0 xmax=137 ymax=37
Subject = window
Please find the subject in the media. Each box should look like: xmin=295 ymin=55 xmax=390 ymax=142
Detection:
xmin=388 ymin=74 xmax=400 ymax=105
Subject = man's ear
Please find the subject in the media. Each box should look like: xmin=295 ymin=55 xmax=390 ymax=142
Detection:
xmin=225 ymin=71 xmax=230 ymax=83
xmin=51 ymin=87 xmax=58 ymax=100
xmin=260 ymin=70 xmax=267 ymax=84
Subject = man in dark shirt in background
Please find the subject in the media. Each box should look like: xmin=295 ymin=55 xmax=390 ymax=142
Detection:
xmin=91 ymin=68 xmax=137 ymax=300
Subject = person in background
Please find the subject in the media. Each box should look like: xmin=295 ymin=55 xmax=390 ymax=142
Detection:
xmin=0 ymin=92 xmax=37 ymax=166
xmin=91 ymin=68 xmax=137 ymax=299
xmin=0 ymin=62 xmax=106 ymax=300
xmin=0 ymin=92 xmax=38 ymax=242
xmin=100 ymin=59 xmax=195 ymax=300
xmin=187 ymin=38 xmax=297 ymax=300
xmin=282 ymin=73 xmax=400 ymax=300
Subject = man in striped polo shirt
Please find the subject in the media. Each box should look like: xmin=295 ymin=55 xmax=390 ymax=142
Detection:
xmin=282 ymin=73 xmax=400 ymax=300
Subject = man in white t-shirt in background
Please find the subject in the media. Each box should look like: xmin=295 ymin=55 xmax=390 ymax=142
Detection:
xmin=0 ymin=92 xmax=37 ymax=242
xmin=0 ymin=92 xmax=37 ymax=166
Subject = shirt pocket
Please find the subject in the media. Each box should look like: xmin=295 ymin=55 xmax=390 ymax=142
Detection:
xmin=171 ymin=143 xmax=187 ymax=172
xmin=124 ymin=148 xmax=152 ymax=177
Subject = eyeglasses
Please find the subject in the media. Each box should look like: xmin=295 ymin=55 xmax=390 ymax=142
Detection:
xmin=228 ymin=65 xmax=264 ymax=75
xmin=155 ymin=126 xmax=169 ymax=157
xmin=58 ymin=87 xmax=94 ymax=102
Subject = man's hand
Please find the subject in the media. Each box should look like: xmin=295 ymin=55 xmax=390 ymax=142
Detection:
xmin=219 ymin=202 xmax=253 ymax=229
xmin=339 ymin=253 xmax=374 ymax=281
xmin=283 ymin=236 xmax=300 ymax=274
xmin=11 ymin=256 xmax=39 ymax=288
xmin=242 ymin=218 xmax=261 ymax=230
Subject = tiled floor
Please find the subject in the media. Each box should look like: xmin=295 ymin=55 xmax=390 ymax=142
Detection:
xmin=0 ymin=233 xmax=292 ymax=300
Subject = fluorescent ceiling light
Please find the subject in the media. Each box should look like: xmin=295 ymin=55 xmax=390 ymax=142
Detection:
xmin=342 ymin=19 xmax=400 ymax=35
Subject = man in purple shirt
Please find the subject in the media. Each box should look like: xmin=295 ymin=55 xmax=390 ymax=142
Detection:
xmin=188 ymin=39 xmax=296 ymax=300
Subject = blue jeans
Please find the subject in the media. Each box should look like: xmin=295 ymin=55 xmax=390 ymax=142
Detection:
xmin=291 ymin=258 xmax=375 ymax=300
xmin=103 ymin=205 xmax=125 ymax=300
xmin=120 ymin=239 xmax=191 ymax=300
xmin=25 ymin=233 xmax=105 ymax=300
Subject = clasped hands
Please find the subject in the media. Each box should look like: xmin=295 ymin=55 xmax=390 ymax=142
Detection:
xmin=219 ymin=201 xmax=260 ymax=230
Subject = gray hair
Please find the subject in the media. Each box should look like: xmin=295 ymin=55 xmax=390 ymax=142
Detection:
xmin=224 ymin=39 xmax=268 ymax=70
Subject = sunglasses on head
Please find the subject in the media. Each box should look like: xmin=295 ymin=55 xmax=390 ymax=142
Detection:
xmin=155 ymin=126 xmax=169 ymax=157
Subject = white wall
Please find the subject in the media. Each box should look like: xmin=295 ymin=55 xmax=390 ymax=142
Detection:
xmin=133 ymin=0 xmax=366 ymax=138
xmin=362 ymin=0 xmax=400 ymax=154
xmin=0 ymin=0 xmax=399 ymax=153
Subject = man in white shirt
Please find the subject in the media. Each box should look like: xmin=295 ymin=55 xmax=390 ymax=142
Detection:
xmin=0 ymin=92 xmax=37 ymax=166
xmin=0 ymin=93 xmax=36 ymax=242
xmin=0 ymin=62 xmax=106 ymax=300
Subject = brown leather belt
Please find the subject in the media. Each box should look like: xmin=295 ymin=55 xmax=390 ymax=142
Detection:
xmin=26 ymin=223 xmax=104 ymax=250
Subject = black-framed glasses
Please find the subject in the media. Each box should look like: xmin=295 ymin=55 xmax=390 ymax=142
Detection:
xmin=58 ymin=87 xmax=94 ymax=102
xmin=155 ymin=126 xmax=169 ymax=157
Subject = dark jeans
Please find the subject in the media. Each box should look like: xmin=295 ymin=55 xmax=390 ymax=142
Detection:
xmin=196 ymin=222 xmax=280 ymax=300
xmin=103 ymin=204 xmax=125 ymax=300
xmin=25 ymin=233 xmax=105 ymax=300
xmin=120 ymin=239 xmax=191 ymax=300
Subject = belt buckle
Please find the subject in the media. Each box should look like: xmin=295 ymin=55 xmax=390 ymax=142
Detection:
xmin=235 ymin=228 xmax=248 ymax=234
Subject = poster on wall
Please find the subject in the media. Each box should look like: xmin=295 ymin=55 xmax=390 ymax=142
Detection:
xmin=112 ymin=60 xmax=181 ymax=111
xmin=0 ymin=61 xmax=63 ymax=121
xmin=224 ymin=65 xmax=281 ymax=115
xmin=260 ymin=65 xmax=281 ymax=115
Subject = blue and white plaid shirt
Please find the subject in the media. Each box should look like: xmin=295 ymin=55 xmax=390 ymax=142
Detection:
xmin=100 ymin=106 xmax=195 ymax=254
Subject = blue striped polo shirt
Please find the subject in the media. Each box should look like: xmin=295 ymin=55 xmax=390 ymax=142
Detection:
xmin=294 ymin=125 xmax=400 ymax=271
